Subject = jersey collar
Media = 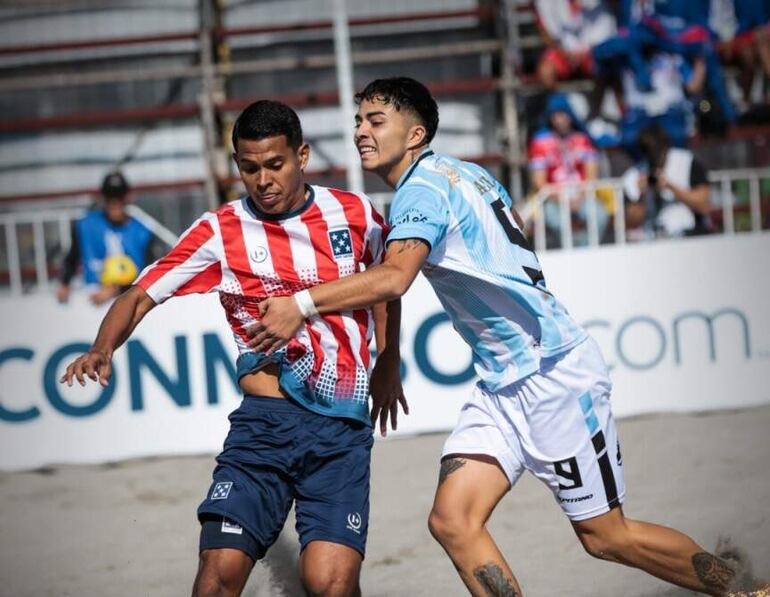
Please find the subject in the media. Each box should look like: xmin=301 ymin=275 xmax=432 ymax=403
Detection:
xmin=395 ymin=148 xmax=434 ymax=191
xmin=244 ymin=184 xmax=315 ymax=221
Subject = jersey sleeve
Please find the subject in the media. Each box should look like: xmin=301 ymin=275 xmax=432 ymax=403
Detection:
xmin=386 ymin=182 xmax=449 ymax=250
xmin=574 ymin=132 xmax=598 ymax=162
xmin=134 ymin=212 xmax=222 ymax=304
xmin=528 ymin=133 xmax=551 ymax=171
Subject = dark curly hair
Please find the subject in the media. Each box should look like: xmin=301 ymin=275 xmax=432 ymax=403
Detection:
xmin=355 ymin=77 xmax=439 ymax=144
xmin=232 ymin=100 xmax=303 ymax=150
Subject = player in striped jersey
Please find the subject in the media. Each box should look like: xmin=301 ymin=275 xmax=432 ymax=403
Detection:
xmin=59 ymin=100 xmax=406 ymax=597
xmin=250 ymin=79 xmax=753 ymax=596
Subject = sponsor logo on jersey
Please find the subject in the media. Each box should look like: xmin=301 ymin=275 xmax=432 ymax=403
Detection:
xmin=346 ymin=512 xmax=362 ymax=534
xmin=211 ymin=481 xmax=233 ymax=500
xmin=393 ymin=208 xmax=427 ymax=225
xmin=250 ymin=246 xmax=268 ymax=263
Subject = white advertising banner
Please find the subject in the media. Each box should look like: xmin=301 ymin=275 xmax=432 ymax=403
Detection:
xmin=1 ymin=233 xmax=768 ymax=471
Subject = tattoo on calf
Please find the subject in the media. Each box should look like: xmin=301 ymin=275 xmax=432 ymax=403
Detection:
xmin=473 ymin=563 xmax=519 ymax=597
xmin=438 ymin=458 xmax=466 ymax=485
xmin=692 ymin=552 xmax=736 ymax=591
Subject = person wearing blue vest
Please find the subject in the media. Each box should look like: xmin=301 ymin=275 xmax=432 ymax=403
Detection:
xmin=57 ymin=171 xmax=154 ymax=305
xmin=249 ymin=77 xmax=764 ymax=595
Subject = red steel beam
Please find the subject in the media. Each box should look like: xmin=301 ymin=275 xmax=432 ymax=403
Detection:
xmin=0 ymin=104 xmax=200 ymax=133
xmin=0 ymin=77 xmax=501 ymax=132
xmin=218 ymin=77 xmax=500 ymax=112
xmin=0 ymin=31 xmax=198 ymax=56
xmin=0 ymin=6 xmax=497 ymax=56
xmin=217 ymin=6 xmax=496 ymax=39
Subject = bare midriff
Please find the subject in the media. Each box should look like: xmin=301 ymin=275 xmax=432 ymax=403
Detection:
xmin=238 ymin=362 xmax=288 ymax=399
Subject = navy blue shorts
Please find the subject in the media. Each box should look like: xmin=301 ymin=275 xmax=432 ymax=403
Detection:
xmin=197 ymin=395 xmax=373 ymax=560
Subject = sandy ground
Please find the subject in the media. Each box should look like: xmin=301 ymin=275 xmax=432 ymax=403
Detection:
xmin=1 ymin=405 xmax=769 ymax=597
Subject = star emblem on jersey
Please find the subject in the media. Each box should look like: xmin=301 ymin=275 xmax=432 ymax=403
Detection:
xmin=211 ymin=481 xmax=233 ymax=500
xmin=328 ymin=229 xmax=353 ymax=259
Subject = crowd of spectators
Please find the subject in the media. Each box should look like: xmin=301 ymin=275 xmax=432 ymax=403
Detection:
xmin=528 ymin=0 xmax=770 ymax=245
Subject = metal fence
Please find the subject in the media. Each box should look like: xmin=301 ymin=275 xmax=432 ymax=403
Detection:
xmin=522 ymin=167 xmax=770 ymax=252
xmin=1 ymin=166 xmax=767 ymax=296
xmin=0 ymin=204 xmax=176 ymax=296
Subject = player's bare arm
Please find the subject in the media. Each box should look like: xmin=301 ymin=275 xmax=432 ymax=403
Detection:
xmin=59 ymin=285 xmax=156 ymax=388
xmin=248 ymin=238 xmax=430 ymax=353
xmin=369 ymin=299 xmax=409 ymax=437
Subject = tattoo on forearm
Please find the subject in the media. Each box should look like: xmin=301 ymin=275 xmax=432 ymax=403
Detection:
xmin=392 ymin=239 xmax=425 ymax=254
xmin=473 ymin=563 xmax=519 ymax=597
xmin=438 ymin=458 xmax=466 ymax=486
xmin=692 ymin=552 xmax=735 ymax=590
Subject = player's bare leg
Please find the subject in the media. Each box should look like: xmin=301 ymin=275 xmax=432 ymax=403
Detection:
xmin=572 ymin=507 xmax=753 ymax=596
xmin=192 ymin=548 xmax=254 ymax=597
xmin=428 ymin=454 xmax=521 ymax=596
xmin=299 ymin=540 xmax=363 ymax=597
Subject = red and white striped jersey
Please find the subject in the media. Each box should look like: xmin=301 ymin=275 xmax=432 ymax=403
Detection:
xmin=135 ymin=185 xmax=387 ymax=422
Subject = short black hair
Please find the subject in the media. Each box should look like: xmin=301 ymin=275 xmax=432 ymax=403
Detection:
xmin=355 ymin=77 xmax=439 ymax=144
xmin=232 ymin=100 xmax=303 ymax=151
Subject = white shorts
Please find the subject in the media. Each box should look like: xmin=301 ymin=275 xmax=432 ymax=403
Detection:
xmin=443 ymin=337 xmax=625 ymax=521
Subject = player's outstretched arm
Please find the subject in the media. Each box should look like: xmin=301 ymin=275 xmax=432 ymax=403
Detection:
xmin=248 ymin=238 xmax=430 ymax=354
xmin=370 ymin=299 xmax=409 ymax=437
xmin=59 ymin=285 xmax=157 ymax=388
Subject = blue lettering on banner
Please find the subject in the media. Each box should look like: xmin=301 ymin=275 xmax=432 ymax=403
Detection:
xmin=414 ymin=312 xmax=475 ymax=385
xmin=44 ymin=342 xmax=116 ymax=417
xmin=128 ymin=336 xmax=190 ymax=411
xmin=616 ymin=316 xmax=667 ymax=371
xmin=203 ymin=333 xmax=238 ymax=405
xmin=672 ymin=309 xmax=751 ymax=364
xmin=0 ymin=307 xmax=757 ymax=424
xmin=0 ymin=348 xmax=40 ymax=422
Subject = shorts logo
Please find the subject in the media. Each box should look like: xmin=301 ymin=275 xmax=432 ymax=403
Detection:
xmin=329 ymin=229 xmax=353 ymax=260
xmin=346 ymin=512 xmax=362 ymax=534
xmin=221 ymin=518 xmax=243 ymax=535
xmin=211 ymin=481 xmax=233 ymax=500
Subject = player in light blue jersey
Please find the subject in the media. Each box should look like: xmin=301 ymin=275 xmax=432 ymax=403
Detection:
xmin=249 ymin=78 xmax=754 ymax=596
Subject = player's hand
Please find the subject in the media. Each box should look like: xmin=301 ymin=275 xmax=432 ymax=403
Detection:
xmin=248 ymin=296 xmax=305 ymax=354
xmin=59 ymin=349 xmax=113 ymax=388
xmin=89 ymin=285 xmax=119 ymax=306
xmin=56 ymin=285 xmax=71 ymax=303
xmin=369 ymin=353 xmax=409 ymax=437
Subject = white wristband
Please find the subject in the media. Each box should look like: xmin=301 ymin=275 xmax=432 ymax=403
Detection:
xmin=294 ymin=289 xmax=319 ymax=318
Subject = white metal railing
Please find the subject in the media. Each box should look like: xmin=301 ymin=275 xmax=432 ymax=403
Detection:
xmin=520 ymin=167 xmax=769 ymax=251
xmin=520 ymin=178 xmax=626 ymax=252
xmin=1 ymin=167 xmax=766 ymax=294
xmin=0 ymin=204 xmax=177 ymax=296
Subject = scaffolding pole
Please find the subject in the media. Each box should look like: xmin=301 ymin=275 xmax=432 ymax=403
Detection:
xmin=332 ymin=0 xmax=363 ymax=194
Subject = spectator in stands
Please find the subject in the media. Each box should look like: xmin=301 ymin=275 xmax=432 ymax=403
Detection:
xmin=620 ymin=48 xmax=705 ymax=154
xmin=528 ymin=93 xmax=609 ymax=247
xmin=622 ymin=125 xmax=712 ymax=240
xmin=56 ymin=171 xmax=154 ymax=305
xmin=616 ymin=0 xmax=737 ymax=125
xmin=713 ymin=0 xmax=770 ymax=109
xmin=534 ymin=0 xmax=618 ymax=117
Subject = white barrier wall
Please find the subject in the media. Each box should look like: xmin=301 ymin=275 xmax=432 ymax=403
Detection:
xmin=1 ymin=233 xmax=768 ymax=471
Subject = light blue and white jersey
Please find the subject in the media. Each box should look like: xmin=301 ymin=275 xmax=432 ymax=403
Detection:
xmin=388 ymin=150 xmax=587 ymax=390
